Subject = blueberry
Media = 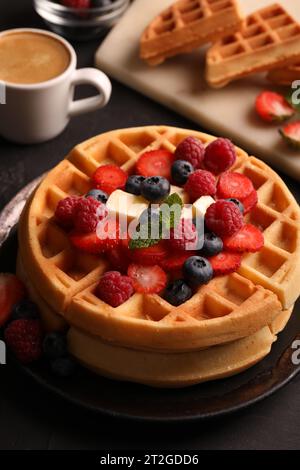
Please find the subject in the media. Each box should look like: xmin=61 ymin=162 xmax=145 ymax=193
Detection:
xmin=43 ymin=332 xmax=68 ymax=360
xmin=226 ymin=198 xmax=244 ymax=214
xmin=200 ymin=232 xmax=223 ymax=257
xmin=50 ymin=356 xmax=77 ymax=378
xmin=141 ymin=176 xmax=170 ymax=202
xmin=164 ymin=280 xmax=192 ymax=306
xmin=86 ymin=189 xmax=108 ymax=204
xmin=11 ymin=300 xmax=39 ymax=321
xmin=171 ymin=160 xmax=194 ymax=185
xmin=125 ymin=175 xmax=145 ymax=196
xmin=183 ymin=256 xmax=213 ymax=286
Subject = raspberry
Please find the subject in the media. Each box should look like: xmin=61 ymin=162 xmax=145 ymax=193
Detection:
xmin=74 ymin=196 xmax=107 ymax=233
xmin=174 ymin=137 xmax=205 ymax=169
xmin=62 ymin=0 xmax=91 ymax=8
xmin=204 ymin=138 xmax=236 ymax=174
xmin=96 ymin=271 xmax=134 ymax=308
xmin=169 ymin=219 xmax=199 ymax=251
xmin=4 ymin=319 xmax=43 ymax=364
xmin=205 ymin=200 xmax=244 ymax=238
xmin=55 ymin=196 xmax=81 ymax=229
xmin=184 ymin=169 xmax=216 ymax=200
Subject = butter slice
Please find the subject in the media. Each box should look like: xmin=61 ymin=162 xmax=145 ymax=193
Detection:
xmin=106 ymin=190 xmax=148 ymax=222
xmin=192 ymin=196 xmax=215 ymax=218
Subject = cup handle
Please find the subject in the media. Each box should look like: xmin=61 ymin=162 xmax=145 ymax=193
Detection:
xmin=68 ymin=68 xmax=112 ymax=117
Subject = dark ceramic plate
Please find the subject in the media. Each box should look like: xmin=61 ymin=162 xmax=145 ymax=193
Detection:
xmin=1 ymin=178 xmax=300 ymax=422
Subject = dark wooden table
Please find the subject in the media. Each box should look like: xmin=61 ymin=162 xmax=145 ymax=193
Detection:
xmin=1 ymin=0 xmax=300 ymax=451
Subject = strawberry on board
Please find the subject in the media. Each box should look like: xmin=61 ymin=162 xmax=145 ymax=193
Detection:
xmin=217 ymin=172 xmax=254 ymax=201
xmin=255 ymin=91 xmax=295 ymax=122
xmin=70 ymin=219 xmax=120 ymax=254
xmin=92 ymin=164 xmax=128 ymax=195
xmin=0 ymin=274 xmax=26 ymax=327
xmin=136 ymin=149 xmax=174 ymax=179
xmin=280 ymin=121 xmax=300 ymax=149
xmin=127 ymin=264 xmax=167 ymax=294
xmin=209 ymin=252 xmax=242 ymax=276
xmin=223 ymin=224 xmax=264 ymax=253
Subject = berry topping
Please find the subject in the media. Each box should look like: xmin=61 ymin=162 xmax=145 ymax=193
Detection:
xmin=107 ymin=245 xmax=131 ymax=273
xmin=174 ymin=136 xmax=205 ymax=169
xmin=131 ymin=241 xmax=168 ymax=266
xmin=55 ymin=196 xmax=81 ymax=229
xmin=280 ymin=121 xmax=300 ymax=149
xmin=217 ymin=172 xmax=254 ymax=201
xmin=184 ymin=169 xmax=217 ymax=200
xmin=86 ymin=189 xmax=108 ymax=204
xmin=169 ymin=219 xmax=199 ymax=252
xmin=183 ymin=256 xmax=213 ymax=287
xmin=136 ymin=149 xmax=174 ymax=179
xmin=160 ymin=252 xmax=196 ymax=273
xmin=4 ymin=319 xmax=43 ymax=364
xmin=125 ymin=175 xmax=146 ymax=196
xmin=92 ymin=164 xmax=128 ymax=195
xmin=225 ymin=198 xmax=244 ymax=214
xmin=164 ymin=279 xmax=192 ymax=306
xmin=242 ymin=190 xmax=258 ymax=214
xmin=204 ymin=138 xmax=236 ymax=174
xmin=43 ymin=332 xmax=68 ymax=360
xmin=50 ymin=357 xmax=77 ymax=377
xmin=200 ymin=232 xmax=223 ymax=257
xmin=255 ymin=91 xmax=295 ymax=122
xmin=127 ymin=264 xmax=167 ymax=294
xmin=209 ymin=252 xmax=242 ymax=276
xmin=171 ymin=160 xmax=194 ymax=185
xmin=11 ymin=300 xmax=39 ymax=321
xmin=0 ymin=274 xmax=26 ymax=327
xmin=205 ymin=200 xmax=244 ymax=238
xmin=140 ymin=176 xmax=170 ymax=202
xmin=96 ymin=271 xmax=134 ymax=307
xmin=223 ymin=224 xmax=264 ymax=253
xmin=62 ymin=0 xmax=91 ymax=8
xmin=70 ymin=219 xmax=120 ymax=254
xmin=74 ymin=197 xmax=107 ymax=233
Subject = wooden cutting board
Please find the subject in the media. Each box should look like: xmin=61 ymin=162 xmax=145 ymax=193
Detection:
xmin=95 ymin=0 xmax=300 ymax=181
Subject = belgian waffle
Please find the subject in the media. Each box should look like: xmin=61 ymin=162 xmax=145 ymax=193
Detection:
xmin=18 ymin=127 xmax=300 ymax=358
xmin=267 ymin=62 xmax=300 ymax=85
xmin=206 ymin=4 xmax=300 ymax=88
xmin=140 ymin=0 xmax=243 ymax=66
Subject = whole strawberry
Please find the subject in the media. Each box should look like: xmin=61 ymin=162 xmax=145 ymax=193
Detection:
xmin=5 ymin=319 xmax=43 ymax=364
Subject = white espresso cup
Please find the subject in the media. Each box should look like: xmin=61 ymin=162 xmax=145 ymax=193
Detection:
xmin=0 ymin=28 xmax=112 ymax=144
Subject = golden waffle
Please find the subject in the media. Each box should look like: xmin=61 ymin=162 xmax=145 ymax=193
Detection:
xmin=140 ymin=0 xmax=244 ymax=66
xmin=206 ymin=4 xmax=300 ymax=88
xmin=18 ymin=126 xmax=300 ymax=355
xmin=267 ymin=62 xmax=300 ymax=85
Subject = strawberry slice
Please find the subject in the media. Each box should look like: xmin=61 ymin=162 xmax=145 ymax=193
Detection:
xmin=127 ymin=264 xmax=167 ymax=294
xmin=217 ymin=172 xmax=254 ymax=201
xmin=255 ymin=91 xmax=295 ymax=122
xmin=0 ymin=274 xmax=26 ymax=327
xmin=242 ymin=189 xmax=258 ymax=214
xmin=280 ymin=121 xmax=300 ymax=149
xmin=130 ymin=241 xmax=168 ymax=266
xmin=136 ymin=149 xmax=174 ymax=179
xmin=209 ymin=252 xmax=242 ymax=276
xmin=106 ymin=247 xmax=130 ymax=273
xmin=92 ymin=164 xmax=127 ymax=195
xmin=223 ymin=224 xmax=264 ymax=253
xmin=160 ymin=252 xmax=196 ymax=272
xmin=70 ymin=219 xmax=120 ymax=254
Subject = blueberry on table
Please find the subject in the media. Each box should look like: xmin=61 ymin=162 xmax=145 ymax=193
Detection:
xmin=43 ymin=332 xmax=68 ymax=360
xmin=125 ymin=175 xmax=145 ymax=196
xmin=11 ymin=300 xmax=40 ymax=321
xmin=200 ymin=232 xmax=223 ymax=257
xmin=86 ymin=189 xmax=108 ymax=204
xmin=171 ymin=160 xmax=194 ymax=185
xmin=226 ymin=198 xmax=244 ymax=214
xmin=140 ymin=176 xmax=170 ymax=202
xmin=183 ymin=256 xmax=213 ymax=286
xmin=164 ymin=279 xmax=192 ymax=306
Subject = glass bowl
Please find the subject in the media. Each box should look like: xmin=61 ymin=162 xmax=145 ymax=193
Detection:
xmin=33 ymin=0 xmax=130 ymax=41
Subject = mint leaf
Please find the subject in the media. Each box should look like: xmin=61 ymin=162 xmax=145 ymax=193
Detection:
xmin=129 ymin=237 xmax=160 ymax=250
xmin=164 ymin=193 xmax=183 ymax=209
xmin=160 ymin=193 xmax=183 ymax=230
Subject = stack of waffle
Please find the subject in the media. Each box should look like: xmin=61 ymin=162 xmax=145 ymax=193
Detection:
xmin=17 ymin=126 xmax=300 ymax=387
xmin=140 ymin=1 xmax=300 ymax=88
